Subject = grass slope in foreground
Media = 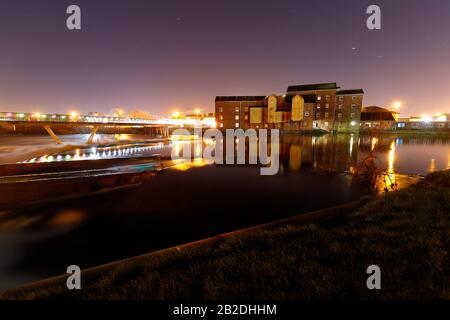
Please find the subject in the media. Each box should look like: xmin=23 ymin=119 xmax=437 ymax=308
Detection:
xmin=3 ymin=170 xmax=450 ymax=300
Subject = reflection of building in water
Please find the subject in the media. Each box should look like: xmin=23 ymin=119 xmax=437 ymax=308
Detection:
xmin=428 ymin=158 xmax=436 ymax=173
xmin=289 ymin=145 xmax=302 ymax=171
xmin=215 ymin=82 xmax=363 ymax=133
xmin=278 ymin=135 xmax=358 ymax=173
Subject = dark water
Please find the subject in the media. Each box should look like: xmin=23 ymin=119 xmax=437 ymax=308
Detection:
xmin=0 ymin=133 xmax=449 ymax=290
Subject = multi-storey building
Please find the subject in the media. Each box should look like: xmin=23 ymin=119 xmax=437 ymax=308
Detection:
xmin=215 ymin=83 xmax=363 ymax=133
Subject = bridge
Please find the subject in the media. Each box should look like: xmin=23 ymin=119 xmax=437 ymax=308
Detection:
xmin=0 ymin=111 xmax=172 ymax=144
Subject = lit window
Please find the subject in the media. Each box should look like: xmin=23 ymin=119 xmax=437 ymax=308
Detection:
xmin=317 ymin=104 xmax=321 ymax=109
xmin=219 ymin=115 xmax=223 ymax=120
xmin=325 ymin=112 xmax=329 ymax=118
xmin=317 ymin=96 xmax=321 ymax=101
xmin=244 ymin=115 xmax=248 ymax=120
xmin=338 ymin=104 xmax=343 ymax=109
xmin=220 ymin=123 xmax=223 ymax=128
xmin=235 ymin=123 xmax=239 ymax=128
xmin=351 ymin=121 xmax=356 ymax=126
xmin=326 ymin=95 xmax=330 ymax=101
xmin=337 ymin=113 xmax=342 ymax=118
xmin=235 ymin=115 xmax=239 ymax=120
xmin=219 ymin=107 xmax=223 ymax=113
xmin=325 ymin=104 xmax=329 ymax=109
xmin=235 ymin=107 xmax=239 ymax=112
xmin=244 ymin=107 xmax=249 ymax=112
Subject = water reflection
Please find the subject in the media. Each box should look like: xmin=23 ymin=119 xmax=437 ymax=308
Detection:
xmin=19 ymin=134 xmax=450 ymax=177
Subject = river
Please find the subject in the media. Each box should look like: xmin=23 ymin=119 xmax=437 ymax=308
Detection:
xmin=0 ymin=133 xmax=449 ymax=290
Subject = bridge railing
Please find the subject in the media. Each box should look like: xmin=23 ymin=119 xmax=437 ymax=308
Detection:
xmin=0 ymin=112 xmax=160 ymax=125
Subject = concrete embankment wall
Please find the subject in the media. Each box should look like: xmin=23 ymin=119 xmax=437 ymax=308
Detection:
xmin=0 ymin=123 xmax=156 ymax=135
xmin=0 ymin=158 xmax=165 ymax=209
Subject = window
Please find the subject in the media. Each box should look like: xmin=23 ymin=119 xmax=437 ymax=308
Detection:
xmin=235 ymin=123 xmax=239 ymax=128
xmin=339 ymin=96 xmax=344 ymax=101
xmin=316 ymin=113 xmax=321 ymax=118
xmin=235 ymin=115 xmax=239 ymax=120
xmin=244 ymin=115 xmax=248 ymax=120
xmin=338 ymin=104 xmax=343 ymax=109
xmin=317 ymin=104 xmax=321 ymax=109
xmin=220 ymin=123 xmax=223 ymax=128
xmin=264 ymin=124 xmax=268 ymax=128
xmin=244 ymin=107 xmax=249 ymax=112
xmin=337 ymin=113 xmax=342 ymax=119
xmin=235 ymin=107 xmax=239 ymax=112
xmin=352 ymin=104 xmax=357 ymax=108
xmin=317 ymin=96 xmax=321 ymax=101
xmin=325 ymin=103 xmax=329 ymax=109
xmin=325 ymin=112 xmax=329 ymax=118
xmin=219 ymin=107 xmax=223 ymax=113
xmin=352 ymin=96 xmax=356 ymax=100
xmin=398 ymin=123 xmax=405 ymax=128
xmin=219 ymin=115 xmax=223 ymax=120
xmin=305 ymin=112 xmax=310 ymax=117
xmin=326 ymin=95 xmax=330 ymax=101
xmin=350 ymin=113 xmax=355 ymax=118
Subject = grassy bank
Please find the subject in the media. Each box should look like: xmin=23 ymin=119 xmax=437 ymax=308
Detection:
xmin=2 ymin=171 xmax=449 ymax=300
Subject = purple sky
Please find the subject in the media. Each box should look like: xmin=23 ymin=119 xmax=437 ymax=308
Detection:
xmin=0 ymin=0 xmax=449 ymax=117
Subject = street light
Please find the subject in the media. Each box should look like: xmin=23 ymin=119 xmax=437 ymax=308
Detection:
xmin=392 ymin=101 xmax=402 ymax=110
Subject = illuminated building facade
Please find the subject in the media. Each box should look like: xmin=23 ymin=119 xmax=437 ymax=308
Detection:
xmin=397 ymin=113 xmax=450 ymax=130
xmin=215 ymin=83 xmax=364 ymax=133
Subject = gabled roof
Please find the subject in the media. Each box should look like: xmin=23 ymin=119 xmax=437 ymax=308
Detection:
xmin=215 ymin=96 xmax=265 ymax=102
xmin=361 ymin=106 xmax=397 ymax=121
xmin=287 ymin=82 xmax=339 ymax=92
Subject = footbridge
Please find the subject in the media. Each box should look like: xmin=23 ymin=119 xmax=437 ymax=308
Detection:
xmin=0 ymin=112 xmax=172 ymax=144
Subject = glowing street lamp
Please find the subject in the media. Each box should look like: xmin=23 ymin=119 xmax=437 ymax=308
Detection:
xmin=392 ymin=101 xmax=402 ymax=110
xmin=69 ymin=111 xmax=79 ymax=120
xmin=172 ymin=111 xmax=180 ymax=118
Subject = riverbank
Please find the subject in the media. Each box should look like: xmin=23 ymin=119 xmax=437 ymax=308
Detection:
xmin=2 ymin=170 xmax=449 ymax=299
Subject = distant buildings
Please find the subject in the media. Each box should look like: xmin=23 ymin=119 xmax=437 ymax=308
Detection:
xmin=396 ymin=113 xmax=450 ymax=130
xmin=360 ymin=106 xmax=399 ymax=131
xmin=215 ymin=82 xmax=364 ymax=133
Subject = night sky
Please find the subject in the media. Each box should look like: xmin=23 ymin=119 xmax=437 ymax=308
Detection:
xmin=0 ymin=0 xmax=449 ymax=117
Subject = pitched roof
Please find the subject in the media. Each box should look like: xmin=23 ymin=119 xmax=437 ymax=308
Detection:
xmin=361 ymin=106 xmax=397 ymax=121
xmin=287 ymin=82 xmax=339 ymax=92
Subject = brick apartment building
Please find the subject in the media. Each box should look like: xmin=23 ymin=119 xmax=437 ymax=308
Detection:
xmin=215 ymin=83 xmax=364 ymax=133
